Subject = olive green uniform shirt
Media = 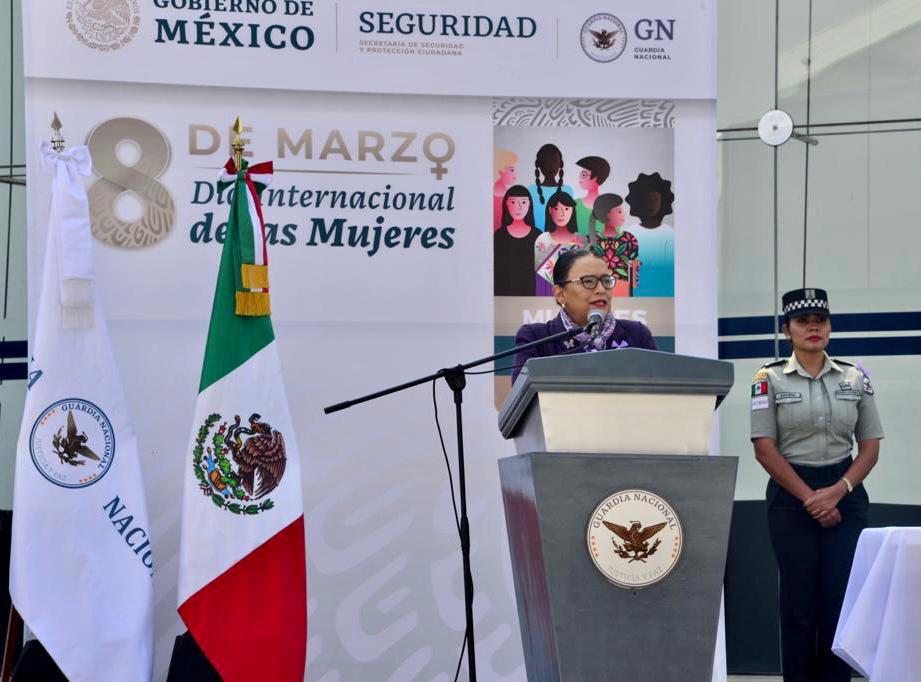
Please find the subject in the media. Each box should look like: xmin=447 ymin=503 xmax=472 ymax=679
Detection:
xmin=750 ymin=353 xmax=884 ymax=466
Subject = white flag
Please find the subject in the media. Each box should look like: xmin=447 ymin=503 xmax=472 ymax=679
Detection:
xmin=9 ymin=142 xmax=154 ymax=682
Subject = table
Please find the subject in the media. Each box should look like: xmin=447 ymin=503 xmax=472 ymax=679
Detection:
xmin=833 ymin=527 xmax=921 ymax=680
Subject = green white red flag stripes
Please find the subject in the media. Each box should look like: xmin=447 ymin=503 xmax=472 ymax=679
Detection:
xmin=177 ymin=158 xmax=307 ymax=681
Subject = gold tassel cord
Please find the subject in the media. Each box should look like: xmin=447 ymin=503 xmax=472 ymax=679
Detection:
xmin=235 ymin=291 xmax=271 ymax=316
xmin=241 ymin=264 xmax=270 ymax=290
xmin=228 ymin=116 xmax=270 ymax=317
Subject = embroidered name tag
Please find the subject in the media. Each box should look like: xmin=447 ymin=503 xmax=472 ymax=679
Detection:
xmin=835 ymin=390 xmax=860 ymax=400
xmin=775 ymin=392 xmax=802 ymax=404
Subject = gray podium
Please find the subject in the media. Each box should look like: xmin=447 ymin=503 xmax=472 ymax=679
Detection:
xmin=497 ymin=348 xmax=737 ymax=681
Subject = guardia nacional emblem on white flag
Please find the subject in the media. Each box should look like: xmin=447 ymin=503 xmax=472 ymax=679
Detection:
xmin=9 ymin=141 xmax=155 ymax=682
xmin=28 ymin=398 xmax=115 ymax=488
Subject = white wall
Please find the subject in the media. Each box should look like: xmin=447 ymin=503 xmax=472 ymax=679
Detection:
xmin=717 ymin=0 xmax=921 ymax=504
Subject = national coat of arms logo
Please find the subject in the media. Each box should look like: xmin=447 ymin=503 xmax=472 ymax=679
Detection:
xmin=580 ymin=14 xmax=628 ymax=63
xmin=29 ymin=398 xmax=115 ymax=488
xmin=66 ymin=0 xmax=141 ymax=52
xmin=193 ymin=413 xmax=287 ymax=515
xmin=586 ymin=489 xmax=683 ymax=589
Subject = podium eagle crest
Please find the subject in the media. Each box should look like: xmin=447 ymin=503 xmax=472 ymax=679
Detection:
xmin=603 ymin=520 xmax=667 ymax=563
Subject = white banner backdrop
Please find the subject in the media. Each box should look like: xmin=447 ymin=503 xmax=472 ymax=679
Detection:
xmin=25 ymin=81 xmax=506 ymax=679
xmin=20 ymin=2 xmax=718 ymax=681
xmin=25 ymin=0 xmax=714 ymax=99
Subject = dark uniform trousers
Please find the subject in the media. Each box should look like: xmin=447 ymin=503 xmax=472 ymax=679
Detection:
xmin=767 ymin=457 xmax=868 ymax=682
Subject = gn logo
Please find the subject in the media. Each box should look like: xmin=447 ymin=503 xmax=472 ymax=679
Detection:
xmin=634 ymin=19 xmax=675 ymax=41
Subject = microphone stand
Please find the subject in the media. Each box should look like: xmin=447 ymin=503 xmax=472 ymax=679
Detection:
xmin=323 ymin=323 xmax=588 ymax=681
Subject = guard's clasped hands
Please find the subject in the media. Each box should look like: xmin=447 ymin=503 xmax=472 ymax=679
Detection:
xmin=804 ymin=485 xmax=846 ymax=527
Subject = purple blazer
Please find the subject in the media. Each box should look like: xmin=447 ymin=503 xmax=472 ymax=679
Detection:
xmin=511 ymin=313 xmax=658 ymax=382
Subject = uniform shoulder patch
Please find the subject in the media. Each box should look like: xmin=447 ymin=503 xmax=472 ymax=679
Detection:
xmin=762 ymin=359 xmax=785 ymax=368
xmin=751 ymin=395 xmax=770 ymax=410
xmin=751 ymin=369 xmax=769 ymax=382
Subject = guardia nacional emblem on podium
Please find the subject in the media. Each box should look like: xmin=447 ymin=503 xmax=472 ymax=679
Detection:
xmin=587 ymin=489 xmax=684 ymax=589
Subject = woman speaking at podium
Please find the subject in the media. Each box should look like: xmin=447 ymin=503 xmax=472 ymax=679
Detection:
xmin=511 ymin=248 xmax=657 ymax=383
xmin=750 ymin=288 xmax=883 ymax=682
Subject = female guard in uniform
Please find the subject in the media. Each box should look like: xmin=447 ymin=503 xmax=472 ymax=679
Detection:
xmin=750 ymin=288 xmax=883 ymax=682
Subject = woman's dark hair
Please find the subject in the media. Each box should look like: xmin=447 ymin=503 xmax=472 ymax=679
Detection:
xmin=544 ymin=191 xmax=578 ymax=234
xmin=534 ymin=143 xmax=564 ymax=205
xmin=500 ymin=184 xmax=535 ymax=228
xmin=552 ymin=248 xmax=599 ymax=285
xmin=625 ymin=172 xmax=675 ymax=224
xmin=590 ymin=193 xmax=624 ymax=233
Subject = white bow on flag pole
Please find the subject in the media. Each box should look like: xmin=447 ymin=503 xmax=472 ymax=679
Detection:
xmin=9 ymin=141 xmax=155 ymax=682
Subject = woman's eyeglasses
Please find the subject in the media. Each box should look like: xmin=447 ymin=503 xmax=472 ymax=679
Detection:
xmin=557 ymin=275 xmax=617 ymax=290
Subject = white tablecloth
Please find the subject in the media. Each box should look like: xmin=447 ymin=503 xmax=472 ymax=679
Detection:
xmin=833 ymin=527 xmax=921 ymax=680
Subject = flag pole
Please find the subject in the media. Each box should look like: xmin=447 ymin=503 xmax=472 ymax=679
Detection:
xmin=231 ymin=116 xmax=244 ymax=169
xmin=0 ymin=605 xmax=22 ymax=682
xmin=4 ymin=117 xmax=54 ymax=681
xmin=1 ymin=118 xmax=56 ymax=680
xmin=50 ymin=112 xmax=65 ymax=152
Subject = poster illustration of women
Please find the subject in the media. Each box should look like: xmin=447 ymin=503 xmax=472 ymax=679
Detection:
xmin=492 ymin=100 xmax=676 ymax=406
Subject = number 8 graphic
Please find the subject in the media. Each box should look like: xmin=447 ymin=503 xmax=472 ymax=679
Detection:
xmin=86 ymin=117 xmax=176 ymax=248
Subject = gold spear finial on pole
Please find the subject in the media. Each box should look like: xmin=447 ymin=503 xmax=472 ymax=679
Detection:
xmin=231 ymin=116 xmax=245 ymax=170
xmin=51 ymin=112 xmax=65 ymax=152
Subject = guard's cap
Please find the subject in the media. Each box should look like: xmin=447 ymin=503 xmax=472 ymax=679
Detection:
xmin=782 ymin=288 xmax=830 ymax=318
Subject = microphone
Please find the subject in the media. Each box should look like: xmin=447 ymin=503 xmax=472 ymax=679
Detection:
xmin=586 ymin=309 xmax=605 ymax=338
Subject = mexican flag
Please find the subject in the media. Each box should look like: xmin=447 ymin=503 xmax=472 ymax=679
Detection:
xmin=176 ymin=158 xmax=307 ymax=681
